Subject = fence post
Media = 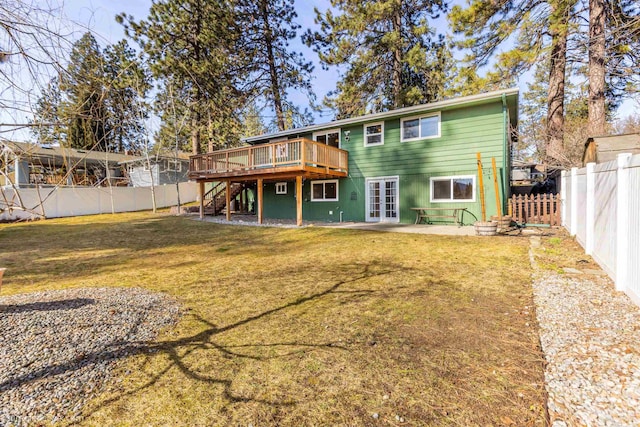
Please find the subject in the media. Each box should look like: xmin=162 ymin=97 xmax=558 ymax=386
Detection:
xmin=615 ymin=153 xmax=632 ymax=291
xmin=585 ymin=163 xmax=596 ymax=255
xmin=561 ymin=170 xmax=567 ymax=226
xmin=570 ymin=167 xmax=578 ymax=236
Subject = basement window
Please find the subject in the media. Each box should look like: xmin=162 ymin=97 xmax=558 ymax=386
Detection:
xmin=311 ymin=180 xmax=338 ymax=201
xmin=275 ymin=182 xmax=287 ymax=195
xmin=430 ymin=175 xmax=475 ymax=202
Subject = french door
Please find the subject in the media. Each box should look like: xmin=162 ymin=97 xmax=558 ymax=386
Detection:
xmin=366 ymin=176 xmax=399 ymax=223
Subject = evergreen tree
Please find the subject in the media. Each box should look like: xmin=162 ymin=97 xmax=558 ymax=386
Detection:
xmin=305 ymin=0 xmax=450 ymax=119
xmin=31 ymin=33 xmax=150 ymax=152
xmin=118 ymin=0 xmax=248 ymax=154
xmin=60 ymin=32 xmax=109 ymax=150
xmin=241 ymin=102 xmax=267 ymax=138
xmin=235 ymin=0 xmax=315 ymax=131
xmin=31 ymin=77 xmax=64 ymax=145
xmin=449 ymin=0 xmax=577 ymax=162
xmin=103 ymin=40 xmax=151 ymax=153
xmin=586 ymin=0 xmax=639 ymax=136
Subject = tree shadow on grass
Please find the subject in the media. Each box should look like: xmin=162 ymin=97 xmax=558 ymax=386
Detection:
xmin=1 ymin=262 xmax=406 ymax=421
xmin=0 ymin=215 xmax=378 ymax=287
xmin=0 ymin=298 xmax=94 ymax=314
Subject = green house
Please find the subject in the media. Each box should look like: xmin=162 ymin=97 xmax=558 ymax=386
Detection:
xmin=189 ymin=88 xmax=518 ymax=226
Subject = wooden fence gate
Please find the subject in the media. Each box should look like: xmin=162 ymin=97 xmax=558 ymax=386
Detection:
xmin=508 ymin=193 xmax=561 ymax=226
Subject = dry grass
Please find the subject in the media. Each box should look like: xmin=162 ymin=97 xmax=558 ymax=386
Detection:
xmin=533 ymin=229 xmax=599 ymax=274
xmin=0 ymin=213 xmax=547 ymax=426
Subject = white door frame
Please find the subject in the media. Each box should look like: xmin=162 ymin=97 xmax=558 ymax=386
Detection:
xmin=365 ymin=176 xmax=399 ymax=223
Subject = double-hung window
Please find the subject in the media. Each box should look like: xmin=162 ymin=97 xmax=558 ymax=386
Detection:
xmin=311 ymin=180 xmax=338 ymax=201
xmin=430 ymin=176 xmax=475 ymax=202
xmin=401 ymin=113 xmax=440 ymax=142
xmin=363 ymin=122 xmax=384 ymax=146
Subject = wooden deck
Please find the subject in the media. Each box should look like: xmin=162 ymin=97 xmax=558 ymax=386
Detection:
xmin=188 ymin=138 xmax=348 ymax=181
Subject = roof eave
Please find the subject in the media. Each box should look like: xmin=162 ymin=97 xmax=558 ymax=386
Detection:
xmin=243 ymin=87 xmax=519 ymax=144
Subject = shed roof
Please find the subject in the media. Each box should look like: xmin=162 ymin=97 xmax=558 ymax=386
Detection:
xmin=585 ymin=133 xmax=640 ymax=164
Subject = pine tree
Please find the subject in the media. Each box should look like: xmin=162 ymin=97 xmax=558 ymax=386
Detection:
xmin=118 ymin=0 xmax=248 ymax=154
xmin=586 ymin=0 xmax=639 ymax=136
xmin=449 ymin=0 xmax=577 ymax=162
xmin=31 ymin=77 xmax=64 ymax=145
xmin=235 ymin=0 xmax=315 ymax=132
xmin=103 ymin=40 xmax=151 ymax=153
xmin=305 ymin=0 xmax=450 ymax=119
xmin=241 ymin=102 xmax=267 ymax=138
xmin=59 ymin=32 xmax=109 ymax=151
xmin=31 ymin=33 xmax=150 ymax=152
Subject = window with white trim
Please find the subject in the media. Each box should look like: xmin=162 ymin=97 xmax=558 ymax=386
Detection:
xmin=275 ymin=182 xmax=287 ymax=195
xmin=313 ymin=129 xmax=340 ymax=148
xmin=401 ymin=113 xmax=440 ymax=142
xmin=363 ymin=122 xmax=384 ymax=146
xmin=430 ymin=175 xmax=475 ymax=202
xmin=166 ymin=159 xmax=182 ymax=172
xmin=311 ymin=179 xmax=338 ymax=201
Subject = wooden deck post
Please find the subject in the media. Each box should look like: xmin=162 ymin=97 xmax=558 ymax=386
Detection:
xmin=296 ymin=175 xmax=303 ymax=226
xmin=257 ymin=178 xmax=263 ymax=224
xmin=226 ymin=180 xmax=231 ymax=221
xmin=198 ymin=181 xmax=204 ymax=220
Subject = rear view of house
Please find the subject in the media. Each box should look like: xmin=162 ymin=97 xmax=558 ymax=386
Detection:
xmin=189 ymin=88 xmax=518 ymax=226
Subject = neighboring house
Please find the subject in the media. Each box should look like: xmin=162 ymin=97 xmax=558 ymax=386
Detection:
xmin=511 ymin=160 xmax=560 ymax=195
xmin=188 ymin=88 xmax=518 ymax=226
xmin=583 ymin=133 xmax=640 ymax=166
xmin=120 ymin=155 xmax=190 ymax=187
xmin=0 ymin=141 xmax=142 ymax=188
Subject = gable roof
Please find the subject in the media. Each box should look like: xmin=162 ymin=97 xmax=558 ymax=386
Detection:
xmin=243 ymin=87 xmax=519 ymax=144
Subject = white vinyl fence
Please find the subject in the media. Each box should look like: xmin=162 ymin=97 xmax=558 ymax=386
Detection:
xmin=562 ymin=153 xmax=640 ymax=306
xmin=0 ymin=182 xmax=198 ymax=221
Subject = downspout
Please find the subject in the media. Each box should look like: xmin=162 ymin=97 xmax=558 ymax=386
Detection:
xmin=501 ymin=94 xmax=509 ymax=214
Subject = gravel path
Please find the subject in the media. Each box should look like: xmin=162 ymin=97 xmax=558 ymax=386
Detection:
xmin=530 ymin=236 xmax=640 ymax=426
xmin=0 ymin=287 xmax=180 ymax=426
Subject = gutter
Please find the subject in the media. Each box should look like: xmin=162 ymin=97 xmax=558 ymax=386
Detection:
xmin=243 ymin=87 xmax=520 ymax=144
xmin=502 ymin=93 xmax=509 ymax=214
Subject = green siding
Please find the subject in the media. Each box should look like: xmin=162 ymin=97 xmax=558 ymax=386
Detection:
xmin=263 ymin=178 xmax=364 ymax=223
xmin=257 ymin=100 xmax=511 ymax=224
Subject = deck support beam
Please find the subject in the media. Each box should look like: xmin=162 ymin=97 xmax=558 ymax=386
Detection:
xmin=226 ymin=180 xmax=231 ymax=221
xmin=198 ymin=181 xmax=204 ymax=220
xmin=257 ymin=178 xmax=263 ymax=224
xmin=296 ymin=176 xmax=303 ymax=226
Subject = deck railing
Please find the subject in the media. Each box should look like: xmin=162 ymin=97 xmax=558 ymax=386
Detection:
xmin=189 ymin=138 xmax=348 ymax=177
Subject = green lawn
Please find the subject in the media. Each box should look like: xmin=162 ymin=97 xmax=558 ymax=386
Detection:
xmin=0 ymin=213 xmax=547 ymax=426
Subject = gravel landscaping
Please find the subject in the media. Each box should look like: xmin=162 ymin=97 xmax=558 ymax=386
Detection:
xmin=0 ymin=287 xmax=180 ymax=426
xmin=530 ymin=236 xmax=640 ymax=426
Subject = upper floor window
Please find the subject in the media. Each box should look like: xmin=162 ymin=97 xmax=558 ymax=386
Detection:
xmin=401 ymin=113 xmax=441 ymax=142
xmin=313 ymin=129 xmax=340 ymax=148
xmin=364 ymin=122 xmax=384 ymax=146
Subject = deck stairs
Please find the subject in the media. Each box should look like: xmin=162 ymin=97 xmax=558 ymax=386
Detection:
xmin=202 ymin=182 xmax=244 ymax=215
